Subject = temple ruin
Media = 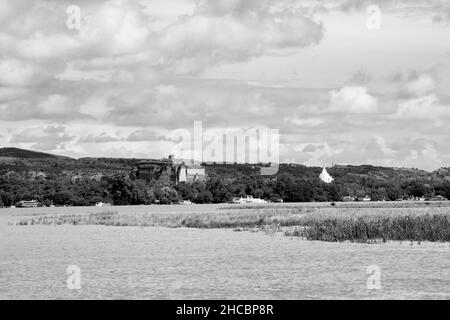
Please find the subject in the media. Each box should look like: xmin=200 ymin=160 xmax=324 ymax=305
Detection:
xmin=135 ymin=155 xmax=206 ymax=185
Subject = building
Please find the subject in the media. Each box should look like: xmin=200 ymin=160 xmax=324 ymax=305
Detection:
xmin=136 ymin=155 xmax=206 ymax=185
xmin=136 ymin=155 xmax=178 ymax=185
xmin=319 ymin=167 xmax=334 ymax=183
xmin=178 ymin=164 xmax=206 ymax=183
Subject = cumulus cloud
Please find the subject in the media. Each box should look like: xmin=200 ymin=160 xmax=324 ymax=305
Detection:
xmin=126 ymin=129 xmax=167 ymax=142
xmin=395 ymin=94 xmax=450 ymax=119
xmin=0 ymin=58 xmax=36 ymax=87
xmin=349 ymin=69 xmax=373 ymax=85
xmin=0 ymin=87 xmax=26 ymax=102
xmin=37 ymin=95 xmax=73 ymax=116
xmin=290 ymin=141 xmax=343 ymax=166
xmin=302 ymin=143 xmax=325 ymax=153
xmin=328 ymin=87 xmax=378 ymax=114
xmin=156 ymin=0 xmax=324 ymax=73
xmin=402 ymin=74 xmax=436 ymax=98
xmin=78 ymin=132 xmax=120 ymax=143
xmin=0 ymin=0 xmax=449 ymax=169
xmin=393 ymin=73 xmax=450 ymax=122
xmin=9 ymin=125 xmax=75 ymax=151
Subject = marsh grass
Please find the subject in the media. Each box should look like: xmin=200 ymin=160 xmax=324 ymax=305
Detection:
xmin=285 ymin=214 xmax=450 ymax=243
xmin=15 ymin=208 xmax=309 ymax=228
xmin=14 ymin=206 xmax=450 ymax=242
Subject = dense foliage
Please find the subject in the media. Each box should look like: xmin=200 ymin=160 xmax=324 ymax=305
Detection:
xmin=1 ymin=164 xmax=450 ymax=207
xmin=1 ymin=148 xmax=450 ymax=206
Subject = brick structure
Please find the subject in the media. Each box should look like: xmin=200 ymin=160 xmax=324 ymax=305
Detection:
xmin=135 ymin=155 xmax=206 ymax=185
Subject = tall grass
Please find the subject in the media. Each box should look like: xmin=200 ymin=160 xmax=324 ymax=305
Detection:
xmin=14 ymin=206 xmax=450 ymax=243
xmin=14 ymin=209 xmax=310 ymax=228
xmin=285 ymin=214 xmax=450 ymax=243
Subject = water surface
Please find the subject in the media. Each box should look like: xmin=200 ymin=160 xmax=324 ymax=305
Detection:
xmin=0 ymin=206 xmax=449 ymax=299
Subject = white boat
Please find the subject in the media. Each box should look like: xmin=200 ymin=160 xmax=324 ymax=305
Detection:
xmin=17 ymin=200 xmax=38 ymax=208
xmin=232 ymin=196 xmax=267 ymax=204
xmin=95 ymin=202 xmax=112 ymax=207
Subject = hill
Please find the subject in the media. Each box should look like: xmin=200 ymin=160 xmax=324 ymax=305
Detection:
xmin=1 ymin=147 xmax=450 ymax=206
xmin=0 ymin=147 xmax=66 ymax=159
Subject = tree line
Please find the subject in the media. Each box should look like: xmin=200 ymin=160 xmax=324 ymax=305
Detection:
xmin=1 ymin=169 xmax=450 ymax=207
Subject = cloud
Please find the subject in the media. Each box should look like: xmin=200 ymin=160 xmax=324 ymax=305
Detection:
xmin=15 ymin=33 xmax=79 ymax=60
xmin=0 ymin=87 xmax=26 ymax=102
xmin=126 ymin=129 xmax=166 ymax=142
xmin=349 ymin=69 xmax=373 ymax=85
xmin=328 ymin=86 xmax=378 ymax=114
xmin=289 ymin=141 xmax=343 ymax=166
xmin=395 ymin=94 xmax=450 ymax=119
xmin=9 ymin=125 xmax=75 ymax=151
xmin=0 ymin=0 xmax=449 ymax=170
xmin=155 ymin=0 xmax=323 ymax=74
xmin=365 ymin=137 xmax=443 ymax=169
xmin=0 ymin=58 xmax=36 ymax=86
xmin=78 ymin=132 xmax=120 ymax=143
xmin=37 ymin=95 xmax=72 ymax=116
xmin=302 ymin=143 xmax=325 ymax=153
xmin=284 ymin=116 xmax=325 ymax=129
xmin=402 ymin=74 xmax=436 ymax=98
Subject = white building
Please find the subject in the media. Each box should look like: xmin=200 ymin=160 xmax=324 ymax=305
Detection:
xmin=319 ymin=167 xmax=334 ymax=183
xmin=177 ymin=164 xmax=206 ymax=183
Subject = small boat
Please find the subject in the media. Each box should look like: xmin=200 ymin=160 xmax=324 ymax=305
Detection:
xmin=95 ymin=202 xmax=112 ymax=207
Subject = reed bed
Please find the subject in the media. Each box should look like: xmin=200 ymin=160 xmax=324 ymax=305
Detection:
xmin=14 ymin=208 xmax=311 ymax=228
xmin=13 ymin=206 xmax=450 ymax=242
xmin=285 ymin=214 xmax=450 ymax=243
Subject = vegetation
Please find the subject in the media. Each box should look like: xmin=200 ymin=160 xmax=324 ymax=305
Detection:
xmin=0 ymin=147 xmax=61 ymax=159
xmin=286 ymin=214 xmax=450 ymax=243
xmin=14 ymin=205 xmax=450 ymax=243
xmin=2 ymin=147 xmax=450 ymax=207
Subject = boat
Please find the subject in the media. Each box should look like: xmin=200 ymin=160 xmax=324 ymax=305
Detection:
xmin=16 ymin=200 xmax=39 ymax=208
xmin=231 ymin=195 xmax=267 ymax=204
xmin=95 ymin=202 xmax=112 ymax=207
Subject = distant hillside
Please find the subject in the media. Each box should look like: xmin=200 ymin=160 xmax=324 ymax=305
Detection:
xmin=1 ymin=147 xmax=450 ymax=206
xmin=1 ymin=147 xmax=450 ymax=184
xmin=0 ymin=147 xmax=65 ymax=159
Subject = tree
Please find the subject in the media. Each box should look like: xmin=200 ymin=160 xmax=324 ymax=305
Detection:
xmin=403 ymin=181 xmax=434 ymax=198
xmin=0 ymin=191 xmax=13 ymax=207
xmin=269 ymin=193 xmax=281 ymax=202
xmin=156 ymin=187 xmax=180 ymax=204
xmin=206 ymin=177 xmax=233 ymax=203
xmin=252 ymin=188 xmax=264 ymax=199
xmin=196 ymin=190 xmax=213 ymax=204
xmin=385 ymin=183 xmax=403 ymax=200
xmin=106 ymin=174 xmax=138 ymax=205
xmin=433 ymin=182 xmax=450 ymax=200
xmin=134 ymin=179 xmax=155 ymax=204
xmin=53 ymin=191 xmax=74 ymax=205
xmin=176 ymin=182 xmax=194 ymax=201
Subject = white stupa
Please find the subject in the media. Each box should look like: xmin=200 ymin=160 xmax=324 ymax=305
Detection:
xmin=319 ymin=167 xmax=334 ymax=183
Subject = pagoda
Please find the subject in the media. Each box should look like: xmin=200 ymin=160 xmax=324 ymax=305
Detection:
xmin=319 ymin=167 xmax=334 ymax=183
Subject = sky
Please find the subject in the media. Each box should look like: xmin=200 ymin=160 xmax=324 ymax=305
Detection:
xmin=1 ymin=0 xmax=450 ymax=170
